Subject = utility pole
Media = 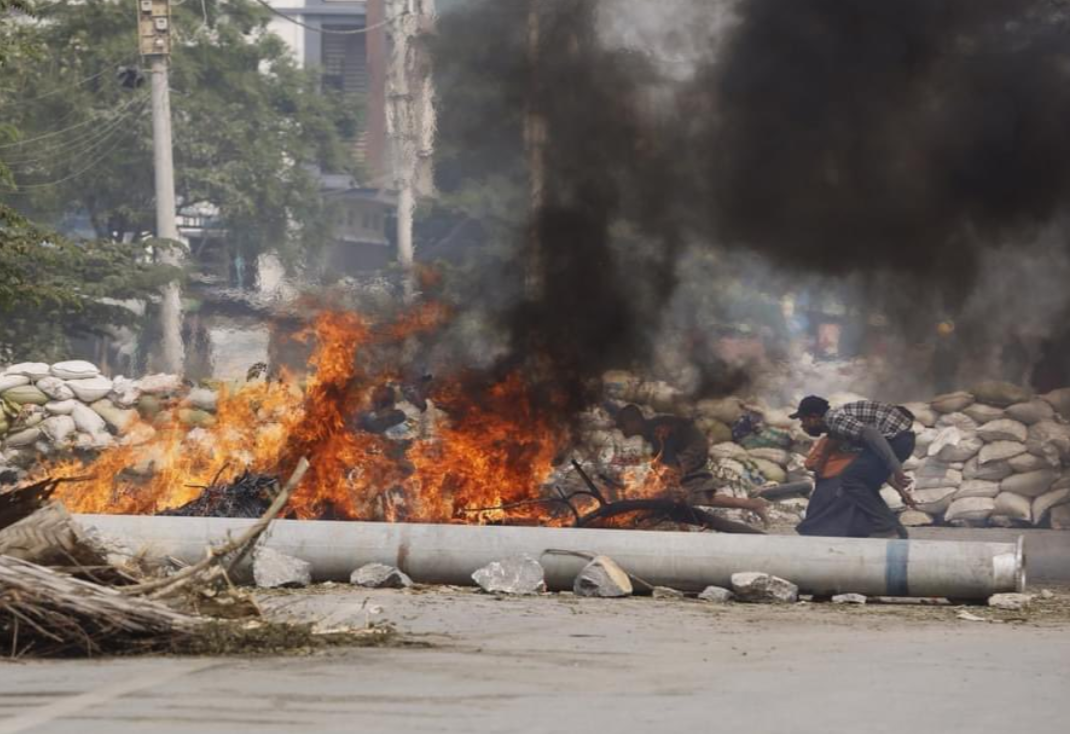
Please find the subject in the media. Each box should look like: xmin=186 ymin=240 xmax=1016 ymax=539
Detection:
xmin=139 ymin=0 xmax=184 ymax=373
xmin=386 ymin=0 xmax=436 ymax=301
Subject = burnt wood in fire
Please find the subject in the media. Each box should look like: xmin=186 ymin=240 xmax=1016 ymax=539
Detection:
xmin=160 ymin=472 xmax=280 ymax=518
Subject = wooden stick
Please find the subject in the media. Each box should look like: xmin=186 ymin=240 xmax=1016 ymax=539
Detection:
xmin=120 ymin=457 xmax=310 ymax=597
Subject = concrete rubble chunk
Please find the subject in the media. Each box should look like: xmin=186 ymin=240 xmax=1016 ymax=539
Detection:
xmin=730 ymin=572 xmax=799 ymax=604
xmin=987 ymin=593 xmax=1033 ymax=611
xmin=832 ymin=593 xmax=867 ymax=605
xmin=697 ymin=586 xmax=734 ymax=603
xmin=573 ymin=555 xmax=633 ymax=598
xmin=351 ymin=562 xmax=413 ymax=589
xmin=252 ymin=546 xmax=312 ymax=589
xmin=472 ymin=554 xmax=547 ymax=595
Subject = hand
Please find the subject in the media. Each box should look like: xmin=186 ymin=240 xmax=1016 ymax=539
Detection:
xmin=888 ymin=470 xmax=911 ymax=492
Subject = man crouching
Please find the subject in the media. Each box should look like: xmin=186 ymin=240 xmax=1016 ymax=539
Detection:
xmin=615 ymin=404 xmax=769 ymax=525
xmin=792 ymin=396 xmax=917 ymax=538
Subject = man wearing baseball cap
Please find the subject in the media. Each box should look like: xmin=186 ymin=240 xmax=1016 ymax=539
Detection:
xmin=791 ymin=395 xmax=917 ymax=538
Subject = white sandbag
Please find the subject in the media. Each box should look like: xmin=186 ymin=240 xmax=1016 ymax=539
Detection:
xmin=1026 ymin=421 xmax=1070 ymax=460
xmin=927 ymin=427 xmax=962 ymax=458
xmin=66 ymin=376 xmax=113 ymax=403
xmin=91 ymin=400 xmax=137 ymax=432
xmin=137 ymin=373 xmax=182 ymax=396
xmin=711 ymin=442 xmax=749 ymax=461
xmin=914 ymin=460 xmax=962 ymax=490
xmin=963 ymin=456 xmax=1014 ymax=481
xmin=1050 ymin=504 xmax=1070 ymax=530
xmin=50 ymin=360 xmax=100 ymax=381
xmin=978 ymin=441 xmax=1026 ymax=465
xmin=899 ymin=510 xmax=934 ymax=527
xmin=0 ymin=375 xmax=29 ymax=393
xmin=1000 ymin=469 xmax=1058 ymax=498
xmin=751 ymin=458 xmax=787 ymax=484
xmin=763 ymin=408 xmax=795 ymax=430
xmin=914 ymin=428 xmax=938 ymax=457
xmin=880 ymin=487 xmax=904 ymax=510
xmin=44 ymin=399 xmax=77 ymax=415
xmin=3 ymin=363 xmax=51 ymax=380
xmin=993 ymin=492 xmax=1032 ymax=522
xmin=902 ymin=455 xmax=921 ymax=471
xmin=71 ymin=403 xmax=107 ymax=435
xmin=976 ymin=419 xmax=1028 ymax=443
xmin=695 ymin=397 xmax=745 ymax=426
xmin=110 ymin=376 xmax=141 ymax=408
xmin=931 ymin=392 xmax=974 ymax=414
xmin=1005 ymin=400 xmax=1055 ymax=426
xmin=1041 ymin=388 xmax=1070 ymax=420
xmin=935 ymin=412 xmax=979 ymax=432
xmin=1032 ymin=488 xmax=1070 ymax=525
xmin=903 ymin=403 xmax=937 ymax=428
xmin=1008 ymin=452 xmax=1055 ymax=473
xmin=954 ymin=480 xmax=1001 ymax=499
xmin=40 ymin=415 xmax=76 ymax=444
xmin=970 ymin=381 xmax=1033 ymax=408
xmin=4 ymin=427 xmax=41 ymax=448
xmin=963 ymin=403 xmax=1004 ymax=425
xmin=945 ymin=497 xmax=996 ymax=523
xmin=935 ymin=435 xmax=982 ymax=463
xmin=913 ymin=487 xmax=957 ymax=515
xmin=35 ymin=376 xmax=74 ymax=401
xmin=747 ymin=448 xmax=791 ymax=467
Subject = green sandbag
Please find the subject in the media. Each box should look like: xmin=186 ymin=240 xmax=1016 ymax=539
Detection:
xmin=1 ymin=384 xmax=49 ymax=406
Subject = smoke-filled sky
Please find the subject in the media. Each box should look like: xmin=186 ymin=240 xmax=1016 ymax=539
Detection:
xmin=431 ymin=0 xmax=1070 ymax=405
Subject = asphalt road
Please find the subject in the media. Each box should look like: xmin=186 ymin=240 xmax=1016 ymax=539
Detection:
xmin=0 ymin=588 xmax=1067 ymax=734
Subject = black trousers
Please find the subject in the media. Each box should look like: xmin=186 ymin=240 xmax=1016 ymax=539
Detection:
xmin=797 ymin=431 xmax=916 ymax=538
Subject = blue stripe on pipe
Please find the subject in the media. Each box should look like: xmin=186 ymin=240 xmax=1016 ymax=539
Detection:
xmin=885 ymin=540 xmax=910 ymax=596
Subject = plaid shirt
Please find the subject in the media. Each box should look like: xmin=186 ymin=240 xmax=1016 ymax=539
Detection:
xmin=825 ymin=401 xmax=913 ymax=445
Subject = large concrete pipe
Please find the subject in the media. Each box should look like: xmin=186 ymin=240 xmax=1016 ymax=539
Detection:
xmin=77 ymin=515 xmax=1025 ymax=599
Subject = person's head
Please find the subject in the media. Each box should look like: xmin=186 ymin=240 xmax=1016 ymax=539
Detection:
xmin=371 ymin=385 xmax=397 ymax=412
xmin=615 ymin=404 xmax=647 ymax=437
xmin=790 ymin=395 xmax=831 ymax=437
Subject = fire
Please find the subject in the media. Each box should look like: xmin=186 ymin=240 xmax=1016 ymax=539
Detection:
xmin=48 ymin=304 xmax=572 ymax=525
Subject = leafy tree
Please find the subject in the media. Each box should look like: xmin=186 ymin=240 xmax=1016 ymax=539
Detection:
xmin=1 ymin=0 xmax=357 ymax=265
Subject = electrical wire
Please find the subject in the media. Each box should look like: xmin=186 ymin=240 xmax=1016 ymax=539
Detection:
xmin=0 ymin=92 xmax=147 ymax=150
xmin=1 ymin=94 xmax=150 ymax=165
xmin=0 ymin=53 xmax=140 ymax=105
xmin=0 ymin=97 xmax=151 ymax=193
xmin=248 ymin=0 xmax=405 ymax=35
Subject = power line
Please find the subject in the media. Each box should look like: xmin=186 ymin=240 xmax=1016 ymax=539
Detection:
xmin=0 ymin=92 xmax=146 ymax=150
xmin=0 ymin=53 xmax=140 ymax=105
xmin=249 ymin=0 xmax=404 ymax=35
xmin=2 ymin=93 xmax=150 ymax=166
xmin=1 ymin=98 xmax=151 ymax=193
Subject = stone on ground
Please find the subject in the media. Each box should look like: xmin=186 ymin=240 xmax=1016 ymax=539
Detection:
xmin=697 ymin=586 xmax=734 ymax=603
xmin=730 ymin=572 xmax=799 ymax=604
xmin=987 ymin=593 xmax=1033 ymax=611
xmin=472 ymin=554 xmax=547 ymax=595
xmin=832 ymin=593 xmax=867 ymax=605
xmin=573 ymin=555 xmax=633 ymax=598
xmin=350 ymin=563 xmax=413 ymax=589
xmin=253 ymin=547 xmax=312 ymax=589
xmin=651 ymin=586 xmax=685 ymax=600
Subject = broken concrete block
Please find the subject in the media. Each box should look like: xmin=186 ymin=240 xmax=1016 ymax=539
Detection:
xmin=832 ymin=593 xmax=867 ymax=605
xmin=987 ymin=593 xmax=1034 ymax=611
xmin=252 ymin=547 xmax=311 ymax=589
xmin=731 ymin=572 xmax=799 ymax=603
xmin=573 ymin=555 xmax=633 ymax=598
xmin=697 ymin=586 xmax=734 ymax=603
xmin=472 ymin=554 xmax=546 ymax=595
xmin=350 ymin=562 xmax=413 ymax=589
